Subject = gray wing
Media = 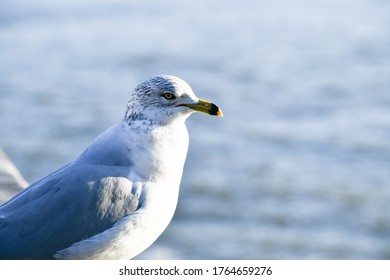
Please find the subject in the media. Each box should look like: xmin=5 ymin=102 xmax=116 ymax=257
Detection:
xmin=0 ymin=162 xmax=140 ymax=259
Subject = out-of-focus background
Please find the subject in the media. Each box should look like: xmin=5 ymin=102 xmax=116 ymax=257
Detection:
xmin=1 ymin=0 xmax=390 ymax=259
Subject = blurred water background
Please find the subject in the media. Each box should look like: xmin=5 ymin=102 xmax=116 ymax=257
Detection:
xmin=1 ymin=0 xmax=390 ymax=259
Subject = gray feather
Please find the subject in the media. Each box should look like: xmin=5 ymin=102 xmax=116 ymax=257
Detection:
xmin=0 ymin=161 xmax=140 ymax=259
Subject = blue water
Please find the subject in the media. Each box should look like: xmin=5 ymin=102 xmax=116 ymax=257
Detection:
xmin=1 ymin=0 xmax=390 ymax=259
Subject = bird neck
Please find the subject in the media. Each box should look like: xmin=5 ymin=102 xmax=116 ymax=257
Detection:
xmin=125 ymin=120 xmax=190 ymax=185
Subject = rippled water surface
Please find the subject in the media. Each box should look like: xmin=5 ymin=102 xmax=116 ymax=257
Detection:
xmin=1 ymin=0 xmax=390 ymax=259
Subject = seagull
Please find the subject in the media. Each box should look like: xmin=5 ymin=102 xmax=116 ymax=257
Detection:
xmin=0 ymin=75 xmax=222 ymax=259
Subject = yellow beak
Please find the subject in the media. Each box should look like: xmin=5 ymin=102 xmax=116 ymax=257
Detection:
xmin=178 ymin=99 xmax=223 ymax=117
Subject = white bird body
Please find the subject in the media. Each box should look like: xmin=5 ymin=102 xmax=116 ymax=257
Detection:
xmin=0 ymin=75 xmax=222 ymax=259
xmin=55 ymin=119 xmax=188 ymax=259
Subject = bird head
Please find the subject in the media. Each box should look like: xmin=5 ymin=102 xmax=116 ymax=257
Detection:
xmin=124 ymin=75 xmax=223 ymax=126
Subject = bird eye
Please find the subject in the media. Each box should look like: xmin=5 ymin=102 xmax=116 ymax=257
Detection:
xmin=162 ymin=92 xmax=175 ymax=100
